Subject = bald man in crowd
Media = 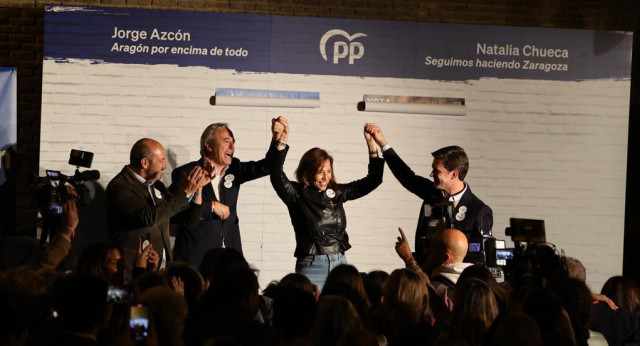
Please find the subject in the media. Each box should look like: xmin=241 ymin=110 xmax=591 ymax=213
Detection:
xmin=395 ymin=227 xmax=472 ymax=299
xmin=106 ymin=138 xmax=209 ymax=279
xmin=425 ymin=228 xmax=472 ymax=296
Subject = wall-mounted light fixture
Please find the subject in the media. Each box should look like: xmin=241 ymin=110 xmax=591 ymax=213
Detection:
xmin=211 ymin=88 xmax=320 ymax=108
xmin=357 ymin=95 xmax=466 ymax=116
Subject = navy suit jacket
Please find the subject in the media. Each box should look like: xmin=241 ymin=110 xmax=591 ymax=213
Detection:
xmin=171 ymin=148 xmax=273 ymax=269
xmin=383 ymin=148 xmax=493 ymax=249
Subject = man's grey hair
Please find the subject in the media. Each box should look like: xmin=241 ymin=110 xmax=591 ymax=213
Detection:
xmin=566 ymin=256 xmax=586 ymax=282
xmin=200 ymin=123 xmax=233 ymax=157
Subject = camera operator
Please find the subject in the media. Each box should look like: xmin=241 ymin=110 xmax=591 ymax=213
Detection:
xmin=366 ymin=124 xmax=493 ymax=262
xmin=30 ymin=185 xmax=79 ymax=270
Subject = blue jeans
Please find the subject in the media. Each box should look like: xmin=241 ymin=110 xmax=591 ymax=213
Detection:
xmin=295 ymin=253 xmax=347 ymax=292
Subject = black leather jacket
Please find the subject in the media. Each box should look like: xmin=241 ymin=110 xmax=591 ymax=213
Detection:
xmin=269 ymin=145 xmax=384 ymax=257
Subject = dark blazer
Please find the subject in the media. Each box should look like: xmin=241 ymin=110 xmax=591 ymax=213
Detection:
xmin=171 ymin=148 xmax=273 ymax=269
xmin=383 ymin=148 xmax=493 ymax=248
xmin=106 ymin=166 xmax=190 ymax=278
xmin=269 ymin=144 xmax=384 ymax=257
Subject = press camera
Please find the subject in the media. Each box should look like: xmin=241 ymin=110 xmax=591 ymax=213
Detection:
xmin=33 ymin=149 xmax=100 ymax=216
xmin=497 ymin=218 xmax=547 ymax=284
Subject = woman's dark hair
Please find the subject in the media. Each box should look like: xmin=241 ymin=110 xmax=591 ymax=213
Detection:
xmin=165 ymin=261 xmax=205 ymax=311
xmin=295 ymin=147 xmax=339 ymax=192
xmin=363 ymin=270 xmax=389 ymax=310
xmin=601 ymin=276 xmax=640 ymax=314
xmin=459 ymin=264 xmax=510 ymax=312
xmin=198 ymin=247 xmax=249 ymax=283
xmin=76 ymin=241 xmax=125 ymax=286
xmin=322 ymin=264 xmax=370 ymax=308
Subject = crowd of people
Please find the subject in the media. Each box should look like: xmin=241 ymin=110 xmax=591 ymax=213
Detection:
xmin=1 ymin=117 xmax=639 ymax=345
xmin=0 ymin=195 xmax=638 ymax=345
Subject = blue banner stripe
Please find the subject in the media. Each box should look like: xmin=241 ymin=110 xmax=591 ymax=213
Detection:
xmin=44 ymin=6 xmax=632 ymax=82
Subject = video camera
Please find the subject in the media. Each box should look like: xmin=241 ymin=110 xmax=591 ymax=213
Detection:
xmin=33 ymin=149 xmax=100 ymax=216
xmin=495 ymin=218 xmax=547 ymax=284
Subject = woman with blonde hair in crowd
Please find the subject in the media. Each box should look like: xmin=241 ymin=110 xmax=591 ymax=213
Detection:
xmin=447 ymin=277 xmax=499 ymax=345
xmin=373 ymin=268 xmax=438 ymax=345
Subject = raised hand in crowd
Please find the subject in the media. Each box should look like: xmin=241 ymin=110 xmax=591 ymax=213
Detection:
xmin=60 ymin=185 xmax=79 ymax=238
xmin=395 ymin=227 xmax=416 ymax=265
xmin=170 ymin=276 xmax=185 ymax=296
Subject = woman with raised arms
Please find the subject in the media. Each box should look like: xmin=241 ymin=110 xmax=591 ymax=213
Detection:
xmin=269 ymin=117 xmax=383 ymax=290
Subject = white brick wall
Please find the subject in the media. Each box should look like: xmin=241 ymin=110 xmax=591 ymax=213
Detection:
xmin=41 ymin=60 xmax=629 ymax=291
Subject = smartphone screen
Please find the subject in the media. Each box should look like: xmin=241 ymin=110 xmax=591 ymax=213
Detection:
xmin=107 ymin=286 xmax=130 ymax=304
xmin=140 ymin=233 xmax=151 ymax=250
xmin=130 ymin=304 xmax=149 ymax=341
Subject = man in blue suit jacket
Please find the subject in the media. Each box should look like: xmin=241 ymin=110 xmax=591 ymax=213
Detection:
xmin=366 ymin=124 xmax=493 ymax=263
xmin=171 ymin=122 xmax=279 ymax=269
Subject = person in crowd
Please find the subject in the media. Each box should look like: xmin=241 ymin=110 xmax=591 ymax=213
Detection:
xmin=427 ymin=228 xmax=474 ymax=294
xmin=263 ymin=272 xmax=319 ymax=301
xmin=196 ymin=247 xmax=273 ymax=325
xmin=523 ymin=287 xmax=577 ymax=346
xmin=0 ymin=266 xmax=60 ymax=345
xmin=269 ymin=116 xmax=383 ymax=289
xmin=447 ymin=277 xmax=499 ymax=345
xmin=394 ymin=226 xmax=472 ymax=303
xmin=165 ymin=261 xmax=205 ymax=312
xmin=185 ymin=265 xmax=278 ymax=346
xmin=0 ymin=191 xmax=78 ymax=345
xmin=76 ymin=242 xmax=127 ymax=286
xmin=372 ymin=268 xmax=437 ymax=346
xmin=322 ymin=264 xmax=370 ymax=307
xmin=272 ymin=286 xmax=317 ymax=346
xmin=172 ymin=121 xmax=280 ymax=269
xmin=557 ymin=278 xmax=599 ymax=346
xmin=321 ymin=264 xmax=372 ymax=327
xmin=590 ymin=276 xmax=640 ymax=345
xmin=458 ymin=264 xmax=510 ymax=313
xmin=76 ymin=238 xmax=160 ymax=287
xmin=31 ymin=187 xmax=79 ymax=271
xmin=312 ymin=295 xmax=373 ymax=346
xmin=366 ymin=123 xmax=492 ymax=262
xmin=139 ymin=286 xmax=188 ymax=346
xmin=106 ymin=138 xmax=209 ymax=281
xmin=493 ymin=313 xmax=542 ymax=346
xmin=566 ymin=256 xmax=618 ymax=310
xmin=47 ymin=274 xmax=111 ymax=346
xmin=363 ymin=270 xmax=389 ymax=311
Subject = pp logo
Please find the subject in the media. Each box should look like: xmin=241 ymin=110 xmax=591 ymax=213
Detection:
xmin=319 ymin=29 xmax=367 ymax=65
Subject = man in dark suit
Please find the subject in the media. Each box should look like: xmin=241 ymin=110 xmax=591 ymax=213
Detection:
xmin=106 ymin=138 xmax=208 ymax=280
xmin=366 ymin=124 xmax=493 ymax=262
xmin=172 ymin=122 xmax=279 ymax=269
